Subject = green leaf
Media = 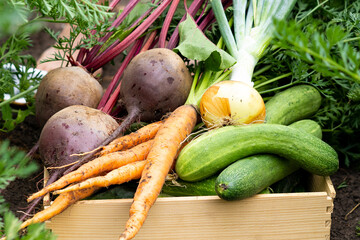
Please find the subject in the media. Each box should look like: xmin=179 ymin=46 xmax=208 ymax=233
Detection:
xmin=4 ymin=212 xmax=21 ymax=240
xmin=174 ymin=16 xmax=236 ymax=71
xmin=326 ymin=25 xmax=347 ymax=47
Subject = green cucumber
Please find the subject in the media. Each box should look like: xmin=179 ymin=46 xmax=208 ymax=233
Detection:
xmin=288 ymin=119 xmax=322 ymax=139
xmin=215 ymin=154 xmax=298 ymax=200
xmin=265 ymin=84 xmax=322 ymax=125
xmin=175 ymin=123 xmax=338 ymax=181
xmin=161 ymin=176 xmax=271 ymax=197
xmin=161 ymin=176 xmax=217 ymax=196
xmin=215 ymin=119 xmax=323 ymax=201
xmin=166 ymin=120 xmax=321 ymax=197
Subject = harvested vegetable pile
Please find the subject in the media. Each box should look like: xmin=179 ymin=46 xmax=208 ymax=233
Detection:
xmin=1 ymin=0 xmax=360 ymax=240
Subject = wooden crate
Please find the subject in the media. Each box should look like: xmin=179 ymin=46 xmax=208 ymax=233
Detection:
xmin=45 ymin=174 xmax=335 ymax=240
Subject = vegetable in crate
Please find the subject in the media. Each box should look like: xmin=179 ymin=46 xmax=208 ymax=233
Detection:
xmin=21 ymin=105 xmax=119 ymax=221
xmin=162 ymin=175 xmax=218 ymax=197
xmin=27 ymin=140 xmax=154 ymax=202
xmin=211 ymin=85 xmax=323 ymax=200
xmin=35 ymin=67 xmax=103 ymax=127
xmin=119 ymin=48 xmax=192 ymax=122
xmin=200 ymin=80 xmax=266 ymax=127
xmin=265 ymin=84 xmax=322 ymax=125
xmin=215 ymin=119 xmax=323 ymax=200
xmin=166 ymin=119 xmax=322 ymax=198
xmin=199 ymin=0 xmax=297 ymax=128
xmin=175 ymin=123 xmax=338 ymax=181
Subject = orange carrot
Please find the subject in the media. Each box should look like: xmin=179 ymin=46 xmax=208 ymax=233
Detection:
xmin=119 ymin=105 xmax=197 ymax=240
xmin=21 ymin=187 xmax=99 ymax=229
xmin=100 ymin=121 xmax=163 ymax=156
xmin=27 ymin=140 xmax=153 ymax=202
xmin=53 ymin=160 xmax=146 ymax=195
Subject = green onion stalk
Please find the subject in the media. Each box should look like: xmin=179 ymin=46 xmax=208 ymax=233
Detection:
xmin=211 ymin=0 xmax=297 ymax=86
xmin=198 ymin=0 xmax=297 ymax=128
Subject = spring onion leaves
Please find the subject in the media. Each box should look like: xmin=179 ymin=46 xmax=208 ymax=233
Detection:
xmin=211 ymin=0 xmax=297 ymax=86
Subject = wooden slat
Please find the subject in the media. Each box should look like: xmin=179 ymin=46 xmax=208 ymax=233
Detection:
xmin=46 ymin=175 xmax=334 ymax=240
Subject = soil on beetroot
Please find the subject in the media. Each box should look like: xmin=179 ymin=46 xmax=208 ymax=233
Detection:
xmin=1 ymin=24 xmax=360 ymax=240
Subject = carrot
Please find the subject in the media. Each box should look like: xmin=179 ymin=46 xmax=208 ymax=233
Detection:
xmin=100 ymin=121 xmax=163 ymax=155
xmin=119 ymin=104 xmax=197 ymax=240
xmin=53 ymin=160 xmax=146 ymax=195
xmin=21 ymin=186 xmax=99 ymax=229
xmin=27 ymin=140 xmax=153 ymax=202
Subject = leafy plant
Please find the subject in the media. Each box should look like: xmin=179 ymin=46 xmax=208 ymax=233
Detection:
xmin=0 ymin=0 xmax=114 ymax=132
xmin=253 ymin=0 xmax=360 ymax=167
xmin=337 ymin=181 xmax=348 ymax=189
xmin=0 ymin=140 xmax=56 ymax=239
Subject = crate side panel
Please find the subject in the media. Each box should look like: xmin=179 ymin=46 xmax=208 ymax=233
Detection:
xmin=309 ymin=175 xmax=336 ymax=199
xmin=46 ymin=193 xmax=332 ymax=240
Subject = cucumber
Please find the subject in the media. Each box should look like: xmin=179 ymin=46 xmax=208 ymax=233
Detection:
xmin=288 ymin=119 xmax=322 ymax=139
xmin=215 ymin=154 xmax=298 ymax=200
xmin=265 ymin=84 xmax=322 ymax=125
xmin=161 ymin=176 xmax=271 ymax=197
xmin=175 ymin=123 xmax=338 ymax=181
xmin=161 ymin=176 xmax=217 ymax=196
xmin=167 ymin=120 xmax=321 ymax=197
xmin=215 ymin=120 xmax=322 ymax=201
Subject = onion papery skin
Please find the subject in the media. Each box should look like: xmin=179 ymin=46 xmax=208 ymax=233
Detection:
xmin=199 ymin=80 xmax=266 ymax=128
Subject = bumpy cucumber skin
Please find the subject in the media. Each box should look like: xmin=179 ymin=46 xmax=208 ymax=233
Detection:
xmin=166 ymin=120 xmax=321 ymax=197
xmin=215 ymin=120 xmax=322 ymax=201
xmin=215 ymin=154 xmax=298 ymax=200
xmin=175 ymin=124 xmax=338 ymax=181
xmin=289 ymin=119 xmax=322 ymax=139
xmin=265 ymin=85 xmax=322 ymax=125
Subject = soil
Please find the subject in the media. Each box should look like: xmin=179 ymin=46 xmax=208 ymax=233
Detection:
xmin=1 ymin=24 xmax=360 ymax=240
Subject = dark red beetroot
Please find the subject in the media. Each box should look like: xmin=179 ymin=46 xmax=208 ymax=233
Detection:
xmin=120 ymin=48 xmax=192 ymax=121
xmin=39 ymin=105 xmax=119 ymax=169
xmin=35 ymin=67 xmax=103 ymax=127
xmin=21 ymin=105 xmax=119 ymax=221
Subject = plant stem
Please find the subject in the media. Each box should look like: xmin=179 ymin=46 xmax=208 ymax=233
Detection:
xmin=0 ymin=84 xmax=39 ymax=107
xmin=290 ymin=41 xmax=360 ymax=84
xmin=85 ymin=0 xmax=172 ymax=71
xmin=254 ymin=72 xmax=292 ymax=89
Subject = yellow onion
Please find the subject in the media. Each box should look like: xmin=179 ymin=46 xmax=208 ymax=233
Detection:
xmin=199 ymin=80 xmax=266 ymax=128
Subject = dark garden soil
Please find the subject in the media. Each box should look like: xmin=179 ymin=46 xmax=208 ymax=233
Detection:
xmin=1 ymin=24 xmax=359 ymax=240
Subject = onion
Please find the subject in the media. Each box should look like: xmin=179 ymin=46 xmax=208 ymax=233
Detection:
xmin=199 ymin=80 xmax=265 ymax=128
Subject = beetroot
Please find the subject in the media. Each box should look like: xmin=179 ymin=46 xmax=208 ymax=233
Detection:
xmin=39 ymin=105 xmax=119 ymax=169
xmin=35 ymin=67 xmax=103 ymax=127
xmin=21 ymin=105 xmax=118 ymax=221
xmin=120 ymin=48 xmax=192 ymax=121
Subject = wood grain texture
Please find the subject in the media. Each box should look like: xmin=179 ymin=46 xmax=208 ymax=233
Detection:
xmin=46 ymin=175 xmax=334 ymax=240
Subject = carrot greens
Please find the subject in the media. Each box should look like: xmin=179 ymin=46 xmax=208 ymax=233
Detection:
xmin=0 ymin=0 xmax=114 ymax=132
xmin=254 ymin=0 xmax=360 ymax=167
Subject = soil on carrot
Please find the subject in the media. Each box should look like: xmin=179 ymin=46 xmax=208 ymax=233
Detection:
xmin=1 ymin=24 xmax=359 ymax=240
